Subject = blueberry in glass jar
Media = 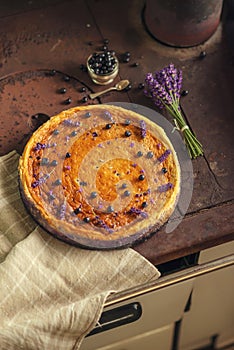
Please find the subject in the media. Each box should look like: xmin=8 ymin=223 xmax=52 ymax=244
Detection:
xmin=88 ymin=51 xmax=118 ymax=76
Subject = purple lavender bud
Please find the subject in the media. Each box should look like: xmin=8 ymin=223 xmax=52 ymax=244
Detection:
xmin=140 ymin=120 xmax=147 ymax=138
xmin=63 ymin=119 xmax=73 ymax=126
xmin=150 ymin=78 xmax=172 ymax=106
xmin=158 ymin=182 xmax=173 ymax=192
xmin=31 ymin=173 xmax=49 ymax=188
xmin=96 ymin=217 xmax=114 ymax=233
xmin=31 ymin=180 xmax=40 ymax=188
xmin=176 ymin=69 xmax=183 ymax=97
xmin=144 ymin=188 xmax=151 ymax=194
xmin=127 ymin=207 xmax=148 ymax=218
xmin=58 ymin=203 xmax=66 ymax=220
xmin=33 ymin=142 xmax=46 ymax=151
xmin=145 ymin=64 xmax=183 ymax=107
xmin=157 ymin=149 xmax=171 ymax=163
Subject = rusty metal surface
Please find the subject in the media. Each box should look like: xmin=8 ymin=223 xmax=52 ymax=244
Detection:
xmin=0 ymin=0 xmax=233 ymax=264
xmin=0 ymin=69 xmax=98 ymax=154
xmin=144 ymin=0 xmax=224 ymax=47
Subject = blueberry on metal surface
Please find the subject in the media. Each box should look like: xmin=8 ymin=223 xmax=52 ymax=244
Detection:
xmin=181 ymin=90 xmax=189 ymax=96
xmin=64 ymin=98 xmax=72 ymax=104
xmin=59 ymin=87 xmax=67 ymax=94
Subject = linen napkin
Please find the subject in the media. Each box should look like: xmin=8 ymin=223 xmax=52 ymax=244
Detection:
xmin=0 ymin=151 xmax=160 ymax=350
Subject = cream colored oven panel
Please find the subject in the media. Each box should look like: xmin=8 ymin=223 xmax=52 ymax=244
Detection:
xmin=81 ymin=278 xmax=193 ymax=350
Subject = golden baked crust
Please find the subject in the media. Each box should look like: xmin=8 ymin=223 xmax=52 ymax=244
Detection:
xmin=19 ymin=104 xmax=180 ymax=248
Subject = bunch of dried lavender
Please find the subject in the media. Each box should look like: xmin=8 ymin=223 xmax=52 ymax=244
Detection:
xmin=144 ymin=64 xmax=203 ymax=159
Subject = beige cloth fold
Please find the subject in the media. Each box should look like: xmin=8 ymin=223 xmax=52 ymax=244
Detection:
xmin=0 ymin=151 xmax=160 ymax=350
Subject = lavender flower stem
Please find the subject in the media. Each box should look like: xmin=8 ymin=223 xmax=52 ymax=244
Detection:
xmin=144 ymin=64 xmax=203 ymax=158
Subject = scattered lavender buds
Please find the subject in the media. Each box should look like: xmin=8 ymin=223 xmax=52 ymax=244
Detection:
xmin=158 ymin=149 xmax=171 ymax=163
xmin=34 ymin=143 xmax=46 ymax=151
xmin=139 ymin=120 xmax=146 ymax=138
xmin=128 ymin=207 xmax=148 ymax=218
xmin=158 ymin=182 xmax=173 ymax=192
xmin=63 ymin=119 xmax=73 ymax=126
xmin=95 ymin=217 xmax=114 ymax=233
xmin=58 ymin=203 xmax=66 ymax=220
xmin=144 ymin=64 xmax=203 ymax=159
xmin=31 ymin=174 xmax=50 ymax=188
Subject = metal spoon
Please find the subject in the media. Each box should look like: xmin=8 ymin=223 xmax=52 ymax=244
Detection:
xmin=89 ymin=79 xmax=130 ymax=99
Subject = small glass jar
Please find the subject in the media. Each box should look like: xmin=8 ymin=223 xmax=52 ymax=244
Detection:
xmin=87 ymin=51 xmax=119 ymax=85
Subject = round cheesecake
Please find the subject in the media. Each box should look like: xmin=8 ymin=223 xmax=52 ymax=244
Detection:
xmin=19 ymin=104 xmax=180 ymax=249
